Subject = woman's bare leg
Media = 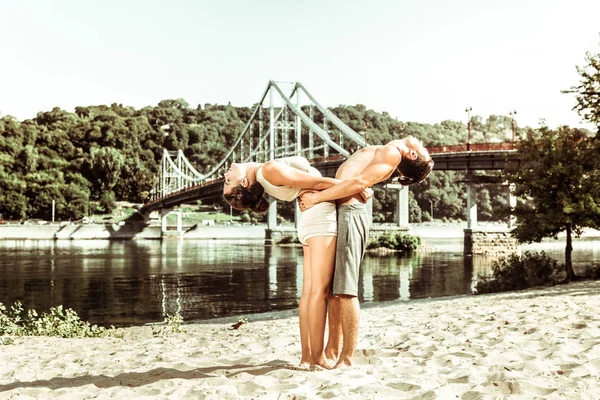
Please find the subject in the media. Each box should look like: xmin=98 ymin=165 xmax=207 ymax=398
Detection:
xmin=306 ymin=236 xmax=337 ymax=369
xmin=299 ymin=245 xmax=312 ymax=367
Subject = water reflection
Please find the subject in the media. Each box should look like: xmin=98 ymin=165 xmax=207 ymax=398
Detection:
xmin=359 ymin=251 xmax=475 ymax=302
xmin=0 ymin=239 xmax=598 ymax=327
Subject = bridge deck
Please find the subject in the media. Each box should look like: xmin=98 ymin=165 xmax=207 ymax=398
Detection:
xmin=141 ymin=143 xmax=520 ymax=215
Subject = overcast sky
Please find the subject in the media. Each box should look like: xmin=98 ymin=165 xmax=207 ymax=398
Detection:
xmin=1 ymin=0 xmax=599 ymax=130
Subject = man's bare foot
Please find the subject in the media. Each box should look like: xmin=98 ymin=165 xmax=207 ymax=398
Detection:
xmin=333 ymin=359 xmax=352 ymax=369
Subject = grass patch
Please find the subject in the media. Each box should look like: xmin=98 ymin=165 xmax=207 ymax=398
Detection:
xmin=0 ymin=302 xmax=121 ymax=344
xmin=151 ymin=313 xmax=186 ymax=336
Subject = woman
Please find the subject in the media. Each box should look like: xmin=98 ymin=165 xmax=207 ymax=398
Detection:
xmin=223 ymin=156 xmax=370 ymax=369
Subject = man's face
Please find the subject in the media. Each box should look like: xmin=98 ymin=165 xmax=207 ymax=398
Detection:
xmin=223 ymin=163 xmax=245 ymax=195
xmin=405 ymin=136 xmax=430 ymax=160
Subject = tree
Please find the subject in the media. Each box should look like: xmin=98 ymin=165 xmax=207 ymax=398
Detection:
xmin=565 ymin=45 xmax=600 ymax=132
xmin=503 ymin=126 xmax=600 ymax=280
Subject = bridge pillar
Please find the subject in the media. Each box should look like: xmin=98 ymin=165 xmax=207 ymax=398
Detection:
xmin=507 ymin=184 xmax=517 ymax=229
xmin=177 ymin=211 xmax=183 ymax=233
xmin=466 ymin=184 xmax=478 ymax=229
xmin=397 ymin=186 xmax=409 ymax=227
xmin=265 ymin=196 xmax=278 ymax=245
xmin=267 ymin=196 xmax=277 ymax=229
xmin=385 ymin=184 xmax=409 ymax=227
xmin=161 ymin=209 xmax=183 ymax=237
xmin=294 ymin=201 xmax=300 ymax=231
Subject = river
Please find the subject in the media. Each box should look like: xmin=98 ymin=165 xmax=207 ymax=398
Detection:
xmin=0 ymin=238 xmax=598 ymax=327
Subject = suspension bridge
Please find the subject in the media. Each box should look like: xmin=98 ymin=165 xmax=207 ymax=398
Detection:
xmin=137 ymin=80 xmax=520 ymax=236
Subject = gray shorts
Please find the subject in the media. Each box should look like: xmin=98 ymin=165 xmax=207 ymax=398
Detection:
xmin=332 ymin=204 xmax=370 ymax=297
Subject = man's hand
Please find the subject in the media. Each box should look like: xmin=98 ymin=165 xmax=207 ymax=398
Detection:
xmin=298 ymin=191 xmax=318 ymax=212
xmin=360 ymin=188 xmax=374 ymax=202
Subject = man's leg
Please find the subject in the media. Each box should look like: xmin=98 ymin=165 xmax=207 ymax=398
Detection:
xmin=334 ymin=295 xmax=360 ymax=368
xmin=330 ymin=204 xmax=368 ymax=369
xmin=324 ymin=295 xmax=342 ymax=361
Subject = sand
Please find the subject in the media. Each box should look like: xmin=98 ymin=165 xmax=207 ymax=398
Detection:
xmin=1 ymin=281 xmax=599 ymax=399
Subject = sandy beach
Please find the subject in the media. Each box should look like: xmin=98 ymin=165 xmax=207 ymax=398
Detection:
xmin=1 ymin=281 xmax=599 ymax=399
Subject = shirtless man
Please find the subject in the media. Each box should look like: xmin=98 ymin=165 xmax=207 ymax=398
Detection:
xmin=298 ymin=135 xmax=434 ymax=368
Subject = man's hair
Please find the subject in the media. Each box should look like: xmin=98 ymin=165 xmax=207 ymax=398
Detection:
xmin=223 ymin=182 xmax=269 ymax=213
xmin=396 ymin=155 xmax=434 ymax=186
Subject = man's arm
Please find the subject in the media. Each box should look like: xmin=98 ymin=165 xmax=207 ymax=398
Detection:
xmin=300 ymin=146 xmax=400 ymax=208
xmin=261 ymin=161 xmax=341 ymax=190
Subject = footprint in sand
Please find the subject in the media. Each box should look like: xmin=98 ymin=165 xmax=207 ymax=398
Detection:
xmin=386 ymin=381 xmax=422 ymax=391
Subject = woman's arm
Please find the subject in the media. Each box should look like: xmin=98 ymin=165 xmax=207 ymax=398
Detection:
xmin=260 ymin=161 xmax=341 ymax=190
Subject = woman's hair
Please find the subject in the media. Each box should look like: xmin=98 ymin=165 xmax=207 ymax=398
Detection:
xmin=223 ymin=182 xmax=269 ymax=213
xmin=396 ymin=154 xmax=434 ymax=186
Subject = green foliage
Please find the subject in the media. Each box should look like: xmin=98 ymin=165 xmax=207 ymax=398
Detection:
xmin=475 ymin=252 xmax=562 ymax=294
xmin=503 ymin=127 xmax=600 ymax=278
xmin=414 ymin=170 xmax=466 ymax=222
xmin=0 ymin=97 xmax=537 ymax=223
xmin=367 ymin=232 xmax=421 ymax=252
xmin=240 ymin=212 xmax=251 ymax=223
xmin=0 ymin=301 xmax=119 ymax=342
xmin=566 ymin=46 xmax=600 ymax=131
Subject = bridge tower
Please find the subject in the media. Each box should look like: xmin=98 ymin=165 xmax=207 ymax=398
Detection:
xmin=142 ymin=81 xmax=425 ymax=240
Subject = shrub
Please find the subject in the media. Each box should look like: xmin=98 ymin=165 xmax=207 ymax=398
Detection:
xmin=367 ymin=232 xmax=421 ymax=252
xmin=581 ymin=264 xmax=600 ymax=280
xmin=151 ymin=313 xmax=186 ymax=336
xmin=276 ymin=235 xmax=300 ymax=245
xmin=475 ymin=251 xmax=562 ymax=294
xmin=0 ymin=301 xmax=119 ymax=343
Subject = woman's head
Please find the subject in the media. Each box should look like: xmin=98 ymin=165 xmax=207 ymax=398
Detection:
xmin=222 ymin=162 xmax=269 ymax=213
xmin=223 ymin=181 xmax=269 ymax=213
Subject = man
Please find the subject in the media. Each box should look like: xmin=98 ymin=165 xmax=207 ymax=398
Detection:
xmin=298 ymin=135 xmax=434 ymax=368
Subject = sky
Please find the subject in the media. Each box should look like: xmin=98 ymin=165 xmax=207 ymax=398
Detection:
xmin=1 ymin=0 xmax=599 ymax=130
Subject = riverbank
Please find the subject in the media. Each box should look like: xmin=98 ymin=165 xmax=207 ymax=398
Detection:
xmin=1 ymin=223 xmax=599 ymax=243
xmin=0 ymin=280 xmax=598 ymax=399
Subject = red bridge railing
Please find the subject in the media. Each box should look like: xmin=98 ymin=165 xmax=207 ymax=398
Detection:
xmin=428 ymin=142 xmax=516 ymax=154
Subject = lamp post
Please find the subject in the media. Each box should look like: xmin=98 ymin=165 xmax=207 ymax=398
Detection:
xmin=509 ymin=110 xmax=517 ymax=142
xmin=428 ymin=198 xmax=435 ymax=222
xmin=465 ymin=107 xmax=472 ymax=151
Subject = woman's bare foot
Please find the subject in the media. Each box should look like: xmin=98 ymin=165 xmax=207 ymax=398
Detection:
xmin=312 ymin=356 xmax=335 ymax=370
xmin=324 ymin=348 xmax=339 ymax=363
xmin=299 ymin=361 xmax=311 ymax=370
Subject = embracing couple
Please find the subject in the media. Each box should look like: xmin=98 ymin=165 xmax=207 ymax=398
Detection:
xmin=223 ymin=136 xmax=434 ymax=370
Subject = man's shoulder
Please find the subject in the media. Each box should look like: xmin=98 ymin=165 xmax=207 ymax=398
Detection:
xmin=376 ymin=143 xmax=402 ymax=162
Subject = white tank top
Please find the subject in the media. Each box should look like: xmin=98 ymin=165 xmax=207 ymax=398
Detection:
xmin=255 ymin=156 xmax=312 ymax=201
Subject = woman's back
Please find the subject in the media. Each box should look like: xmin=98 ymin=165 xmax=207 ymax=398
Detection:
xmin=256 ymin=156 xmax=318 ymax=201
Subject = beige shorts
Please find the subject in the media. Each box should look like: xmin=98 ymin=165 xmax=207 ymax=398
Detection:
xmin=297 ymin=201 xmax=337 ymax=245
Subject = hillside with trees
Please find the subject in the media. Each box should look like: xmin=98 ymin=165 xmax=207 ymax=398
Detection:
xmin=0 ymin=100 xmax=548 ymax=223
